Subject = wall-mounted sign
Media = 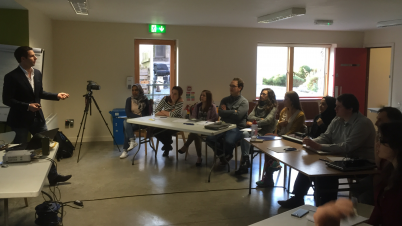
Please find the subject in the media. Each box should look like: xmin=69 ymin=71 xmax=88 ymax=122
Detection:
xmin=149 ymin=24 xmax=166 ymax=33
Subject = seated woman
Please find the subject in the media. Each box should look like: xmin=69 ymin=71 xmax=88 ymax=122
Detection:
xmin=235 ymin=88 xmax=278 ymax=175
xmin=178 ymin=90 xmax=218 ymax=166
xmin=154 ymin=86 xmax=184 ymax=157
xmin=314 ymin=122 xmax=402 ymax=226
xmin=256 ymin=91 xmax=305 ymax=187
xmin=309 ymin=96 xmax=336 ymax=139
xmin=120 ymin=84 xmax=150 ymax=159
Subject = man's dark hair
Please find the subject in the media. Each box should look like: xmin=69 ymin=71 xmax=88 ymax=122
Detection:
xmin=14 ymin=46 xmax=33 ymax=63
xmin=337 ymin=94 xmax=359 ymax=113
xmin=378 ymin=107 xmax=402 ymax=121
xmin=232 ymin=78 xmax=244 ymax=92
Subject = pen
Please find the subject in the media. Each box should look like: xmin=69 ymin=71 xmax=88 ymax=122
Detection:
xmin=319 ymin=158 xmax=329 ymax=162
xmin=183 ymin=123 xmax=194 ymax=125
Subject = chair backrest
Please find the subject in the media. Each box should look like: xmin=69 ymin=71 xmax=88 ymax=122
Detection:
xmin=248 ymin=101 xmax=257 ymax=115
xmin=148 ymin=99 xmax=154 ymax=116
xmin=276 ymin=102 xmax=285 ymax=119
xmin=300 ymin=101 xmax=319 ymax=120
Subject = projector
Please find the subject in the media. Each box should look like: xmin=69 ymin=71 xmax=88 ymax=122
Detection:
xmin=3 ymin=150 xmax=32 ymax=163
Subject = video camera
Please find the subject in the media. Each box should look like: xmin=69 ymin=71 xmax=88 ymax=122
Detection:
xmin=87 ymin=80 xmax=100 ymax=91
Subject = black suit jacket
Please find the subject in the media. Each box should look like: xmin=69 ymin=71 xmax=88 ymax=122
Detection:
xmin=2 ymin=66 xmax=59 ymax=128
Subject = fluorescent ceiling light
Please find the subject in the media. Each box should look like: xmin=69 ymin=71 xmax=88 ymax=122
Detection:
xmin=68 ymin=0 xmax=89 ymax=15
xmin=258 ymin=8 xmax=306 ymax=23
xmin=315 ymin=20 xmax=333 ymax=26
xmin=377 ymin=19 xmax=402 ymax=28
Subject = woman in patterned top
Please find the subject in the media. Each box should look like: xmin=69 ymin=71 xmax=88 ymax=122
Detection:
xmin=178 ymin=90 xmax=218 ymax=166
xmin=154 ymin=86 xmax=184 ymax=157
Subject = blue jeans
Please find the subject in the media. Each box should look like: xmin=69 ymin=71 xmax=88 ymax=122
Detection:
xmin=123 ymin=119 xmax=140 ymax=150
xmin=206 ymin=128 xmax=243 ymax=156
xmin=240 ymin=131 xmax=251 ymax=156
xmin=11 ymin=118 xmax=58 ymax=182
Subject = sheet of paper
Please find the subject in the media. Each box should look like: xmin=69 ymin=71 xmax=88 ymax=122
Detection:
xmin=268 ymin=146 xmax=294 ymax=153
xmin=327 ymin=156 xmax=350 ymax=162
xmin=172 ymin=119 xmax=189 ymax=123
xmin=241 ymin=128 xmax=251 ymax=132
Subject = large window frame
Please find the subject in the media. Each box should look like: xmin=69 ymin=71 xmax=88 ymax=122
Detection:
xmin=257 ymin=44 xmax=331 ymax=100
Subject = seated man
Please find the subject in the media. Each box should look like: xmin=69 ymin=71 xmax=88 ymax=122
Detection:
xmin=278 ymin=94 xmax=376 ymax=208
xmin=206 ymin=78 xmax=248 ymax=162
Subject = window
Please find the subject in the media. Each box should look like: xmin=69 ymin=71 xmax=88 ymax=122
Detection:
xmin=154 ymin=45 xmax=166 ymax=58
xmin=256 ymin=45 xmax=330 ymax=99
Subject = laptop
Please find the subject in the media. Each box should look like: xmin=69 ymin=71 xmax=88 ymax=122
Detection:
xmin=302 ymin=144 xmax=331 ymax=155
xmin=325 ymin=159 xmax=377 ymax=172
xmin=6 ymin=128 xmax=59 ymax=151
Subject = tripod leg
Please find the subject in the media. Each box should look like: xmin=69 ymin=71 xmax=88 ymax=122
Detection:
xmin=90 ymin=96 xmax=121 ymax=152
xmin=75 ymin=98 xmax=90 ymax=148
xmin=77 ymin=109 xmax=89 ymax=163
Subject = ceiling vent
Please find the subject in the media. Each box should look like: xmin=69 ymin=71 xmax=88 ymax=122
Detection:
xmin=377 ymin=19 xmax=402 ymax=28
xmin=258 ymin=8 xmax=306 ymax=23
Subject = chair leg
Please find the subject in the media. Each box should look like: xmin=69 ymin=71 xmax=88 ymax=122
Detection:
xmin=24 ymin=198 xmax=28 ymax=207
xmin=144 ymin=132 xmax=147 ymax=156
xmin=150 ymin=138 xmax=155 ymax=150
xmin=205 ymin=142 xmax=208 ymax=167
xmin=156 ymin=140 xmax=159 ymax=151
xmin=259 ymin=153 xmax=262 ymax=176
xmin=234 ymin=145 xmax=238 ymax=169
xmin=181 ymin=133 xmax=189 ymax=160
xmin=175 ymin=134 xmax=179 ymax=161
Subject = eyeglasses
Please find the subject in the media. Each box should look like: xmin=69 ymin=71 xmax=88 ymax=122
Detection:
xmin=229 ymin=85 xmax=238 ymax=88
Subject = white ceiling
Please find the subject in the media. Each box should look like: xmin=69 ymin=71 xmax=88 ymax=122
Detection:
xmin=3 ymin=0 xmax=402 ymax=31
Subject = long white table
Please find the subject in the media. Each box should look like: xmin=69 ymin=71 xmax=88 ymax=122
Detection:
xmin=0 ymin=143 xmax=59 ymax=226
xmin=250 ymin=204 xmax=373 ymax=226
xmin=127 ymin=116 xmax=236 ymax=182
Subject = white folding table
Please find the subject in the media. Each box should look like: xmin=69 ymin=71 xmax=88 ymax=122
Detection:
xmin=0 ymin=143 xmax=59 ymax=226
xmin=127 ymin=116 xmax=236 ymax=182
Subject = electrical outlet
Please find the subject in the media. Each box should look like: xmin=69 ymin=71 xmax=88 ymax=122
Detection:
xmin=69 ymin=119 xmax=74 ymax=127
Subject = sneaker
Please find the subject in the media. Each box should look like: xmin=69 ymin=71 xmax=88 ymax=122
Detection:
xmin=235 ymin=166 xmax=248 ymax=175
xmin=127 ymin=140 xmax=138 ymax=151
xmin=241 ymin=156 xmax=251 ymax=168
xmin=120 ymin=150 xmax=129 ymax=159
xmin=255 ymin=179 xmax=274 ymax=187
xmin=277 ymin=196 xmax=305 ymax=208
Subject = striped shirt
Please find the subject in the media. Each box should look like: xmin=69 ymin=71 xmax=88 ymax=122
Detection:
xmin=154 ymin=96 xmax=183 ymax=118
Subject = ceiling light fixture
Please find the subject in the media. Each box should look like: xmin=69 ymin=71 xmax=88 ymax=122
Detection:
xmin=68 ymin=0 xmax=89 ymax=15
xmin=258 ymin=8 xmax=306 ymax=23
xmin=377 ymin=19 xmax=402 ymax=28
xmin=315 ymin=20 xmax=333 ymax=26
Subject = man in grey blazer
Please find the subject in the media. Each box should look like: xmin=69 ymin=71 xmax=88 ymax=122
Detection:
xmin=2 ymin=46 xmax=71 ymax=186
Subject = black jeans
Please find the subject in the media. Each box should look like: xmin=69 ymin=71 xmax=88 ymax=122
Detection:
xmin=293 ymin=173 xmax=339 ymax=206
xmin=153 ymin=128 xmax=178 ymax=151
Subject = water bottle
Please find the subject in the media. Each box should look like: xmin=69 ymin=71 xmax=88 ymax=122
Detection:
xmin=251 ymin=120 xmax=258 ymax=139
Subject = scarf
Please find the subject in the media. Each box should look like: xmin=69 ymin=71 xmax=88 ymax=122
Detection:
xmin=131 ymin=84 xmax=147 ymax=113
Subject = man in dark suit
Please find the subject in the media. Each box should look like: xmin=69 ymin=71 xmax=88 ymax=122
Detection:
xmin=2 ymin=46 xmax=72 ymax=186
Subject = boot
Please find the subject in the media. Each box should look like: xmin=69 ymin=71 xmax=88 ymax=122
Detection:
xmin=235 ymin=155 xmax=251 ymax=175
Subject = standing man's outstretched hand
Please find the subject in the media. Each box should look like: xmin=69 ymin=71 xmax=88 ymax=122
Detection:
xmin=58 ymin=92 xmax=70 ymax=100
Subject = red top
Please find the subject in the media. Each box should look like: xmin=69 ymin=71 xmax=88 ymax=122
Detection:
xmin=367 ymin=171 xmax=402 ymax=225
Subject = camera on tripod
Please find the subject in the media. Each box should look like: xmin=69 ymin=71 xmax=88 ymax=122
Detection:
xmin=87 ymin=80 xmax=100 ymax=91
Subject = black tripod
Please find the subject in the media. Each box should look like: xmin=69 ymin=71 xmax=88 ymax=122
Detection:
xmin=75 ymin=91 xmax=121 ymax=163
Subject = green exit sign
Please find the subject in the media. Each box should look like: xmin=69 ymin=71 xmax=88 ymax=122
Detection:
xmin=149 ymin=24 xmax=166 ymax=33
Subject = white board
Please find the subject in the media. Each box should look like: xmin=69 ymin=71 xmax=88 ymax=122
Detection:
xmin=0 ymin=44 xmax=44 ymax=120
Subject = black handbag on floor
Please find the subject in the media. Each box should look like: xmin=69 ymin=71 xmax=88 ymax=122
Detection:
xmin=55 ymin=131 xmax=75 ymax=161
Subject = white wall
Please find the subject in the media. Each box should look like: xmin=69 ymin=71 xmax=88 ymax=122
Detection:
xmin=364 ymin=26 xmax=402 ymax=108
xmin=52 ymin=21 xmax=364 ymax=141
